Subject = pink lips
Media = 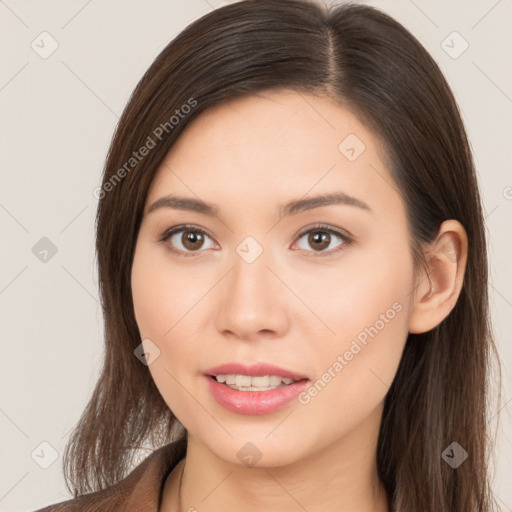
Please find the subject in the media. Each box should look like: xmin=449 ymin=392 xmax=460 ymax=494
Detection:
xmin=204 ymin=362 xmax=310 ymax=416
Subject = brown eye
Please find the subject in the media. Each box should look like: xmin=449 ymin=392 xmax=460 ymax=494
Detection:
xmin=307 ymin=231 xmax=331 ymax=251
xmin=181 ymin=229 xmax=205 ymax=251
xmin=293 ymin=224 xmax=352 ymax=256
xmin=160 ymin=225 xmax=216 ymax=255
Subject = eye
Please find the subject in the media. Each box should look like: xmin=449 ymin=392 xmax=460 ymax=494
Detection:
xmin=292 ymin=224 xmax=353 ymax=256
xmin=158 ymin=224 xmax=217 ymax=256
xmin=158 ymin=223 xmax=353 ymax=258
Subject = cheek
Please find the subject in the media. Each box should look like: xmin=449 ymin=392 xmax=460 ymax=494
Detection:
xmin=131 ymin=243 xmax=202 ymax=418
xmin=131 ymin=243 xmax=202 ymax=339
xmin=131 ymin=247 xmax=167 ymax=339
xmin=296 ymin=242 xmax=413 ymax=415
xmin=293 ymin=237 xmax=414 ymax=342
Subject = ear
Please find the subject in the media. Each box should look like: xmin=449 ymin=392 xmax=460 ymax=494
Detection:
xmin=408 ymin=219 xmax=468 ymax=334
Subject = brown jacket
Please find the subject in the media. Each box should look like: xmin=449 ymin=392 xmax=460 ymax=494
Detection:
xmin=32 ymin=438 xmax=187 ymax=511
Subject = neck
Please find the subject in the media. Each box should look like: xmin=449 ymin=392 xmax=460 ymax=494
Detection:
xmin=164 ymin=405 xmax=388 ymax=512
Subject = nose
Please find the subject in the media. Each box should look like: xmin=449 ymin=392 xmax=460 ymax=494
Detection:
xmin=214 ymin=248 xmax=291 ymax=341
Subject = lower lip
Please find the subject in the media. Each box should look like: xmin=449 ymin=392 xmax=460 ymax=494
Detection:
xmin=205 ymin=375 xmax=310 ymax=415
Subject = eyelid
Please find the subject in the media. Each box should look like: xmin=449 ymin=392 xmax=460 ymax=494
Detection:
xmin=294 ymin=223 xmax=353 ymax=242
xmin=158 ymin=223 xmax=213 ymax=243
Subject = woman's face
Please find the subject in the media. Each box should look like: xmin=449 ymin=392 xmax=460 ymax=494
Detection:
xmin=131 ymin=90 xmax=415 ymax=467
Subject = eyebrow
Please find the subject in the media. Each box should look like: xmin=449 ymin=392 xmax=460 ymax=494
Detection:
xmin=146 ymin=191 xmax=372 ymax=217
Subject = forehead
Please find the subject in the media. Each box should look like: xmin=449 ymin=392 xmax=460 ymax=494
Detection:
xmin=145 ymin=90 xmax=403 ymax=219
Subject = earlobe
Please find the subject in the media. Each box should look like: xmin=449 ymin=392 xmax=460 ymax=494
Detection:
xmin=408 ymin=220 xmax=468 ymax=334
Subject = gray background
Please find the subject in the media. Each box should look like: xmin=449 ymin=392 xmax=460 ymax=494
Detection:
xmin=0 ymin=0 xmax=511 ymax=510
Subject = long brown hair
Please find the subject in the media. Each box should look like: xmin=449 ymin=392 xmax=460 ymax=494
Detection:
xmin=63 ymin=1 xmax=502 ymax=510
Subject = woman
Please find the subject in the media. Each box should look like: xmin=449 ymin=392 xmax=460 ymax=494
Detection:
xmin=34 ymin=0 xmax=502 ymax=510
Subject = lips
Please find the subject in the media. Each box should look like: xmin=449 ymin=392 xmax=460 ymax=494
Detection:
xmin=204 ymin=362 xmax=309 ymax=381
xmin=204 ymin=362 xmax=311 ymax=415
xmin=205 ymin=374 xmax=310 ymax=415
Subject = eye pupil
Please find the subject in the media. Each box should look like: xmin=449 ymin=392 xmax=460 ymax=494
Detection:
xmin=309 ymin=231 xmax=330 ymax=251
xmin=183 ymin=230 xmax=204 ymax=250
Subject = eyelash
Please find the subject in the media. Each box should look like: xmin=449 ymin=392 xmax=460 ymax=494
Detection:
xmin=158 ymin=223 xmax=353 ymax=258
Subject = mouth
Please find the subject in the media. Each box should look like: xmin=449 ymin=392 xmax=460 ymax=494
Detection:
xmin=205 ymin=373 xmax=310 ymax=415
xmin=207 ymin=374 xmax=308 ymax=391
xmin=203 ymin=362 xmax=310 ymax=414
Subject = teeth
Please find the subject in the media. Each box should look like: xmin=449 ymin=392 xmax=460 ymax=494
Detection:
xmin=252 ymin=375 xmax=269 ymax=386
xmin=269 ymin=375 xmax=282 ymax=386
xmin=213 ymin=374 xmax=298 ymax=390
xmin=236 ymin=375 xmax=252 ymax=387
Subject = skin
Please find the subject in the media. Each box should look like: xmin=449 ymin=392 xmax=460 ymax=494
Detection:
xmin=130 ymin=90 xmax=468 ymax=512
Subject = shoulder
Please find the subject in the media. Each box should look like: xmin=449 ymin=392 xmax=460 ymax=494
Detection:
xmin=31 ymin=439 xmax=187 ymax=512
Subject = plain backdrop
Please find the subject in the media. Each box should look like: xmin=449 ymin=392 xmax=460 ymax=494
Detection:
xmin=0 ymin=0 xmax=511 ymax=510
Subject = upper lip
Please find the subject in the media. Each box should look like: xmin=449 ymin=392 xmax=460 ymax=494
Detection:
xmin=204 ymin=362 xmax=309 ymax=381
